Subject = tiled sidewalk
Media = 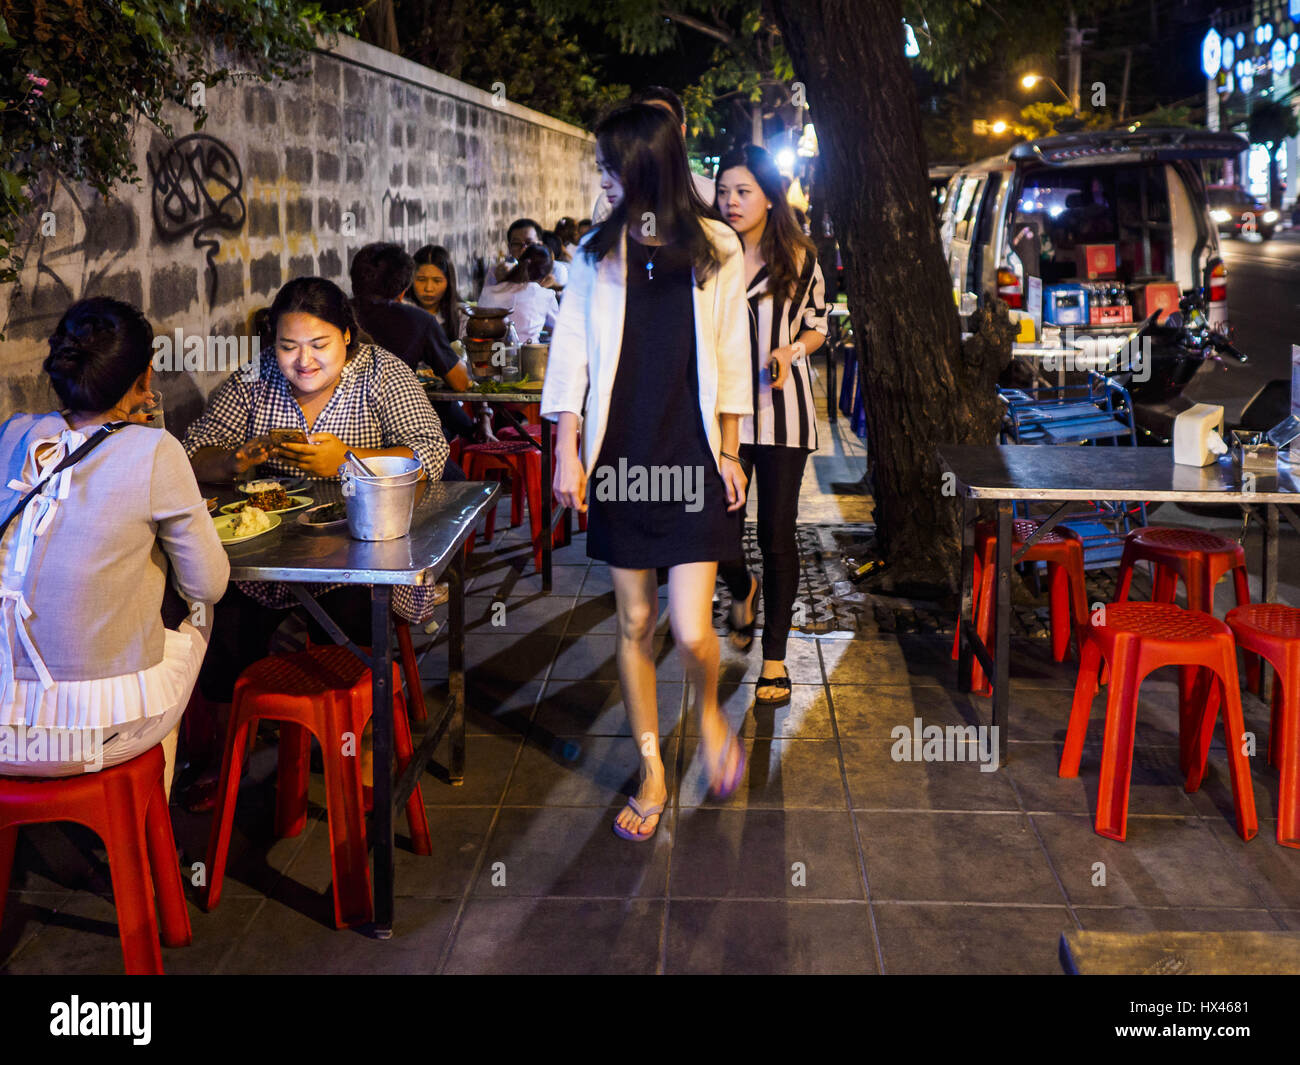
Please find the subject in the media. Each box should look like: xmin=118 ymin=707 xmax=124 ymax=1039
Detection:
xmin=4 ymin=355 xmax=1300 ymax=974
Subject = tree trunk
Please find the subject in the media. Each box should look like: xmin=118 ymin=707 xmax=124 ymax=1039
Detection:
xmin=769 ymin=0 xmax=1010 ymax=591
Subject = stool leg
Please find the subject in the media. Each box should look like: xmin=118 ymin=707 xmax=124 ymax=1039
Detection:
xmin=1094 ymin=646 xmax=1141 ymax=841
xmin=1114 ymin=546 xmax=1136 ymax=603
xmin=1277 ymin=656 xmax=1300 ymax=848
xmin=952 ymin=548 xmax=982 ymax=662
xmin=1214 ymin=649 xmax=1259 ymax=842
xmin=393 ymin=692 xmax=432 ymax=856
xmin=1182 ymin=668 xmax=1219 ymax=790
xmin=395 ymin=619 xmax=428 ymax=723
xmin=1153 ymin=565 xmax=1178 ymax=605
xmin=971 ymin=539 xmax=997 ymax=695
xmin=1231 ymin=566 xmax=1262 ymax=692
xmin=1269 ymin=670 xmax=1282 ymax=769
xmin=525 ymin=454 xmax=544 ymax=574
xmin=1048 ymin=561 xmax=1070 ymax=663
xmin=1060 ymin=640 xmax=1102 ymax=777
xmin=0 ymin=825 xmax=16 ymax=931
xmin=274 ymin=721 xmax=311 ymax=839
xmin=321 ymin=701 xmax=372 ymax=928
xmin=201 ymin=714 xmax=257 ymax=913
xmin=144 ymin=783 xmax=192 ymax=949
xmin=103 ymin=778 xmax=164 ymax=975
xmin=1067 ymin=550 xmax=1089 ymax=660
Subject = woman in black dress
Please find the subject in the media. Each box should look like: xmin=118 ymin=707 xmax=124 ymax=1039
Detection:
xmin=541 ymin=103 xmax=753 ymax=841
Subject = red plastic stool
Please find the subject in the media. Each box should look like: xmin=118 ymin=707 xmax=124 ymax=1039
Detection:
xmin=952 ymin=518 xmax=1088 ymax=695
xmin=202 ymin=645 xmax=432 ymax=929
xmin=0 ymin=745 xmax=190 ymax=974
xmin=462 ymin=440 xmax=544 ymax=572
xmin=1222 ymin=604 xmax=1300 ymax=847
xmin=1115 ymin=525 xmax=1257 ymax=696
xmin=1059 ymin=602 xmax=1257 ymax=842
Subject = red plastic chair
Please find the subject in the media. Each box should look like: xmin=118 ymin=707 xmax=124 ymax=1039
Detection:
xmin=462 ymin=440 xmax=544 ymax=572
xmin=1114 ymin=524 xmax=1257 ymax=694
xmin=0 ymin=745 xmax=190 ymax=974
xmin=202 ymin=645 xmax=432 ymax=929
xmin=952 ymin=518 xmax=1088 ymax=695
xmin=1059 ymin=602 xmax=1257 ymax=843
xmin=1222 ymin=604 xmax=1300 ymax=847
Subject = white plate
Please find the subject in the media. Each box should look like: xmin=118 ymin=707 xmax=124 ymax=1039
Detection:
xmin=220 ymin=494 xmax=314 ymax=516
xmin=213 ymin=511 xmax=282 ymax=545
xmin=237 ymin=476 xmax=308 ymax=494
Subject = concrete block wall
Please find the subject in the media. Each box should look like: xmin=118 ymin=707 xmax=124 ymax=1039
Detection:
xmin=0 ymin=33 xmax=598 ymax=433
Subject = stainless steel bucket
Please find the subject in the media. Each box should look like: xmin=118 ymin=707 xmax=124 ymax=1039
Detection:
xmin=338 ymin=455 xmax=422 ymax=540
xmin=520 ymin=343 xmax=548 ymax=380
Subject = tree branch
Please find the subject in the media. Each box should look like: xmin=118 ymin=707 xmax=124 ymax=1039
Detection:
xmin=662 ymin=7 xmax=734 ymax=44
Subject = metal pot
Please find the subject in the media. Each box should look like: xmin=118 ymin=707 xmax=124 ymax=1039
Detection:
xmin=465 ymin=306 xmax=509 ymax=341
xmin=520 ymin=343 xmax=548 ymax=380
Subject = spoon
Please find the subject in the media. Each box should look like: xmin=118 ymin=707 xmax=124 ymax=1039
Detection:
xmin=345 ymin=450 xmax=378 ymax=477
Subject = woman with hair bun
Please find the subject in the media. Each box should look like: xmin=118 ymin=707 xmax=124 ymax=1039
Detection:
xmin=0 ymin=297 xmax=229 ymax=791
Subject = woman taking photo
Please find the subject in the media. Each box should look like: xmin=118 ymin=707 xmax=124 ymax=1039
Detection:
xmin=411 ymin=244 xmax=471 ymax=341
xmin=0 ymin=298 xmax=228 ymax=792
xmin=714 ymin=145 xmax=828 ymax=706
xmin=181 ymin=276 xmax=447 ymax=808
xmin=543 ymin=103 xmax=752 ymax=841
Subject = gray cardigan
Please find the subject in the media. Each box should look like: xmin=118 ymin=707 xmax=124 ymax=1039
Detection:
xmin=0 ymin=413 xmax=230 ymax=682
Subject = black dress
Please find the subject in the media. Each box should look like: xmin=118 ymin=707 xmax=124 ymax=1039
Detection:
xmin=586 ymin=237 xmax=742 ymax=568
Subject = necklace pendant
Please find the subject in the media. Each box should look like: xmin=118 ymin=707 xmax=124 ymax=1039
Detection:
xmin=645 ymin=261 xmax=654 ymax=280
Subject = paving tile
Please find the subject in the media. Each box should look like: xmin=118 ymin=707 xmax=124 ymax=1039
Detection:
xmin=1268 ymin=910 xmax=1300 ymax=930
xmin=857 ymin=811 xmax=1063 ymax=904
xmin=281 ymin=806 xmax=494 ymax=900
xmin=549 ymin=633 xmax=683 ymax=681
xmin=472 ymin=806 xmax=671 ymax=897
xmin=1004 ymin=739 xmax=1201 ymax=818
xmin=682 ymin=681 xmax=832 ymax=740
xmin=718 ymin=636 xmax=826 ymax=684
xmin=669 ymin=808 xmax=864 ymax=900
xmin=832 ymin=683 xmax=985 ymax=738
xmin=421 ymin=630 xmax=563 ymax=683
xmin=1031 ymin=812 xmax=1263 ymax=909
xmin=820 ymin=636 xmax=953 ymax=687
xmin=678 ymin=736 xmax=847 ymax=810
xmin=563 ymin=594 xmax=674 ymax=636
xmin=417 ymin=677 xmax=540 ymax=738
xmin=0 ymin=892 xmax=73 ymax=970
xmin=463 ymin=592 xmax=577 ymax=635
xmin=503 ymin=735 xmax=680 ymax=808
xmin=216 ymin=894 xmax=459 ymax=974
xmin=1071 ymin=906 xmax=1282 ymax=932
xmin=1203 ymin=819 xmax=1300 ymax=909
xmin=468 ymin=564 xmax=588 ymax=598
xmin=841 ymin=736 xmax=1020 ymax=812
xmin=1 ymin=822 xmax=109 ymax=895
xmin=443 ymin=897 xmax=664 ymax=974
xmin=665 ymin=900 xmax=877 ymax=974
xmin=532 ymin=678 xmax=684 ymax=737
xmin=422 ymin=732 xmax=524 ymax=805
xmin=872 ymin=902 xmax=1071 ymax=974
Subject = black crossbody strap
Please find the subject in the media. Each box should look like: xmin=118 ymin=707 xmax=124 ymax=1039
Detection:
xmin=0 ymin=421 xmax=130 ymax=542
xmin=789 ymin=250 xmax=817 ymax=329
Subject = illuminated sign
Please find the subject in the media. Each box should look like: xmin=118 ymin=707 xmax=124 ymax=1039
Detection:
xmin=1273 ymin=37 xmax=1288 ymax=74
xmin=1202 ymin=28 xmax=1222 ymax=78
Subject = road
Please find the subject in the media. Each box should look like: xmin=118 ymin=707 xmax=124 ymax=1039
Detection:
xmin=1185 ymin=228 xmax=1300 ymax=421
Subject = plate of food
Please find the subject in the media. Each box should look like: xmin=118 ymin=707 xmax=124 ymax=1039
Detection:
xmin=296 ymin=500 xmax=349 ymax=532
xmin=220 ymin=489 xmax=313 ymax=515
xmin=213 ymin=507 xmax=281 ymax=545
xmin=204 ymin=497 xmax=219 ymax=514
xmin=237 ymin=474 xmax=309 ymax=494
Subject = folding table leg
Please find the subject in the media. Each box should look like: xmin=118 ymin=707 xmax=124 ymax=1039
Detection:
xmin=957 ymin=495 xmax=976 ymax=693
xmin=447 ymin=551 xmax=467 ymax=785
xmin=994 ymin=500 xmax=1013 ymax=762
xmin=370 ymin=584 xmax=395 ymax=939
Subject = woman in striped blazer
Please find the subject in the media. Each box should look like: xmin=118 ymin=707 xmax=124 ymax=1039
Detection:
xmin=715 ymin=145 xmax=829 ymax=706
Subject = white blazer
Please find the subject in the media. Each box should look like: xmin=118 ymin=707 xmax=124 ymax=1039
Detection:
xmin=541 ymin=217 xmax=751 ymax=476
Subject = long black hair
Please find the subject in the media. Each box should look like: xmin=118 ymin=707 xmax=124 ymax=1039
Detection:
xmin=505 ymin=243 xmax=553 ymax=284
xmin=584 ymin=103 xmax=719 ymax=286
xmin=44 ymin=297 xmax=153 ymax=413
xmin=413 ymin=244 xmax=465 ymax=327
xmin=716 ymin=144 xmax=815 ymax=305
xmin=267 ymin=277 xmax=359 ymax=356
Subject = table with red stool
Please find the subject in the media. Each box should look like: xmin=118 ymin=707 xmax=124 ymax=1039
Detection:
xmin=223 ymin=479 xmax=499 ymax=937
xmin=938 ymin=444 xmax=1300 ymax=763
xmin=425 ymin=387 xmax=571 ymax=592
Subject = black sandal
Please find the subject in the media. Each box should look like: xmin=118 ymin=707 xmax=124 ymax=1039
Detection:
xmin=728 ymin=576 xmax=760 ymax=651
xmin=755 ymin=669 xmax=792 ymax=706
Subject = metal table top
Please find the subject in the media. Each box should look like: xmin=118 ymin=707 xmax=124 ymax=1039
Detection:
xmin=938 ymin=444 xmax=1300 ymax=504
xmin=424 ymin=388 xmax=543 ymax=404
xmin=223 ymin=479 xmax=499 ymax=584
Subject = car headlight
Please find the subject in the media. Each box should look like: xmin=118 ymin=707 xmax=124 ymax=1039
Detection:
xmin=1210 ymin=209 xmax=1232 ymax=223
xmin=1263 ymin=210 xmax=1279 ymax=223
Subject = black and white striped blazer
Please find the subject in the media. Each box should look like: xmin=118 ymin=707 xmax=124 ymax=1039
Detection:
xmin=740 ymin=249 xmax=828 ymax=450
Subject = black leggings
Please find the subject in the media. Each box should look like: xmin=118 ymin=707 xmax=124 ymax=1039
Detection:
xmin=718 ymin=444 xmax=810 ymax=662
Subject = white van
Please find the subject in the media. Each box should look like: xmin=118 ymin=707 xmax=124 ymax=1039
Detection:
xmin=939 ymin=128 xmax=1248 ymax=333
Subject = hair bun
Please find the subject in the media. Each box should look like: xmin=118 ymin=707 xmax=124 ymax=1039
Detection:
xmin=45 ymin=334 xmax=92 ymax=368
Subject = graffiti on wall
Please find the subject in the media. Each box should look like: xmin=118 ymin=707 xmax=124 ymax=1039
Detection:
xmin=147 ymin=134 xmax=246 ymax=305
xmin=381 ymin=189 xmax=431 ymax=248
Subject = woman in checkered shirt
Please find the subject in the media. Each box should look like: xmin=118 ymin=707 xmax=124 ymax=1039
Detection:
xmin=180 ymin=277 xmax=448 ymax=809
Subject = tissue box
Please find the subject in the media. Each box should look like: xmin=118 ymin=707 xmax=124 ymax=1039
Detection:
xmin=1076 ymin=244 xmax=1118 ymax=280
xmin=1230 ymin=430 xmax=1278 ymax=474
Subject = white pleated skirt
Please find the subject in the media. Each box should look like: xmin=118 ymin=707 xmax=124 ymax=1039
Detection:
xmin=0 ymin=625 xmax=204 ymax=778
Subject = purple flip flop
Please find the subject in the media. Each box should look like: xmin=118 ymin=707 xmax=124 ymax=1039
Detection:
xmin=612 ymin=796 xmax=665 ymax=842
xmin=708 ymin=730 xmax=747 ymax=801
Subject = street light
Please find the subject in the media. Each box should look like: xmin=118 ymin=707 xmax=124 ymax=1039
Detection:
xmin=1020 ymin=72 xmax=1074 ymax=109
xmin=990 ymin=120 xmax=1009 ymax=134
